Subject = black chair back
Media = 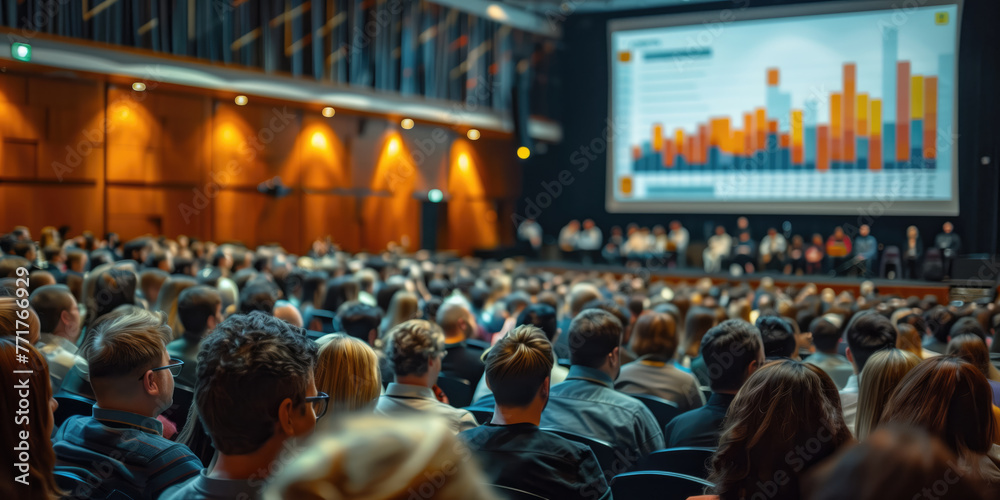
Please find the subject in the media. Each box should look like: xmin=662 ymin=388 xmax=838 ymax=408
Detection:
xmin=467 ymin=338 xmax=491 ymax=351
xmin=634 ymin=447 xmax=715 ymax=479
xmin=162 ymin=383 xmax=195 ymax=433
xmin=630 ymin=393 xmax=682 ymax=429
xmin=53 ymin=392 xmax=96 ymax=428
xmin=540 ymin=427 xmax=618 ymax=474
xmin=489 ymin=484 xmax=550 ymax=500
xmin=436 ymin=375 xmax=474 ymax=408
xmin=610 ymin=471 xmax=712 ymax=500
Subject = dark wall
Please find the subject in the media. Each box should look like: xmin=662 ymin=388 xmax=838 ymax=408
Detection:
xmin=519 ymin=0 xmax=999 ymax=255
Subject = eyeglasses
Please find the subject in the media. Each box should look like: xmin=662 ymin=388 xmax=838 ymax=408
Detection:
xmin=140 ymin=358 xmax=184 ymax=379
xmin=305 ymin=392 xmax=330 ymax=419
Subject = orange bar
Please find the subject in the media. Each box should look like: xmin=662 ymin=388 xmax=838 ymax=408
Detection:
xmin=870 ymin=137 xmax=882 ymax=171
xmin=653 ymin=124 xmax=663 ymax=152
xmin=871 ymin=99 xmax=882 ymax=137
xmin=698 ymin=124 xmax=708 ymax=165
xmin=780 ymin=133 xmax=790 ymax=148
xmin=924 ymin=77 xmax=937 ymax=159
xmin=632 ymin=145 xmax=641 ymax=161
xmin=817 ymin=125 xmax=830 ymax=171
xmin=686 ymin=136 xmax=695 ymax=165
xmin=896 ymin=61 xmax=910 ymax=161
xmin=755 ymin=108 xmax=767 ymax=154
xmin=675 ymin=129 xmax=685 ymax=163
xmin=831 ymin=93 xmax=842 ymax=163
xmin=767 ymin=120 xmax=778 ymax=134
xmin=743 ymin=113 xmax=754 ymax=153
xmin=733 ymin=130 xmax=745 ymax=156
xmin=767 ymin=68 xmax=779 ymax=86
xmin=856 ymin=93 xmax=869 ymax=136
xmin=664 ymin=139 xmax=673 ymax=167
xmin=844 ymin=63 xmax=856 ymax=162
xmin=709 ymin=117 xmax=731 ymax=153
xmin=792 ymin=144 xmax=803 ymax=165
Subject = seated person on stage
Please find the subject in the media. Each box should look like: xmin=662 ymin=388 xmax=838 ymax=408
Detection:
xmin=622 ymin=225 xmax=652 ymax=260
xmin=804 ymin=314 xmax=854 ymax=390
xmin=615 ymin=312 xmax=704 ymax=412
xmin=758 ymin=227 xmax=787 ymax=271
xmin=805 ymin=233 xmax=827 ymax=274
xmin=664 ymin=320 xmax=764 ymax=448
xmin=53 ymin=308 xmax=202 ymax=499
xmin=558 ymin=220 xmax=581 ymax=254
xmin=162 ymin=312 xmax=321 ymax=500
xmin=166 ymin=286 xmax=223 ymax=388
xmin=785 ymin=234 xmax=807 ymax=275
xmin=460 ymin=326 xmax=610 ymax=499
xmin=903 ymin=225 xmax=924 ymax=279
xmin=540 ymin=309 xmax=664 ymax=458
xmin=576 ymin=219 xmax=604 ymax=254
xmin=516 ymin=218 xmax=543 ymax=255
xmin=703 ymin=225 xmax=732 ymax=273
xmin=731 ymin=231 xmax=757 ymax=273
xmin=375 ymin=319 xmax=478 ymax=433
xmin=668 ymin=220 xmax=690 ymax=267
xmin=651 ymin=225 xmax=669 ymax=257
xmin=851 ymin=224 xmax=878 ymax=275
xmin=30 ymin=284 xmax=83 ymax=393
xmin=825 ymin=226 xmax=853 ymax=269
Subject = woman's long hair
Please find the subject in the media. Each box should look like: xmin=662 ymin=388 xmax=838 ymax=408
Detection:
xmin=0 ymin=339 xmax=62 ymax=499
xmin=855 ymin=349 xmax=921 ymax=440
xmin=315 ymin=334 xmax=382 ymax=417
xmin=709 ymin=360 xmax=852 ymax=500
xmin=153 ymin=276 xmax=198 ymax=340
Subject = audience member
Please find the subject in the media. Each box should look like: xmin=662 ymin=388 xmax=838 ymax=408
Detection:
xmin=30 ymin=284 xmax=82 ymax=392
xmin=436 ymin=298 xmax=486 ymax=385
xmin=616 ymin=312 xmax=704 ymax=411
xmin=757 ymin=315 xmax=798 ymax=360
xmin=272 ymin=300 xmax=304 ymax=327
xmin=664 ymin=320 xmax=764 ymax=448
xmin=804 ymin=314 xmax=853 ymax=389
xmin=166 ymin=286 xmax=222 ymax=388
xmin=540 ymin=309 xmax=664 ymax=458
xmin=314 ymin=334 xmax=381 ymax=417
xmin=839 ymin=312 xmax=897 ymax=430
xmin=854 ymin=349 xmax=921 ymax=439
xmin=376 ymin=320 xmax=478 ymax=433
xmin=54 ymin=308 xmax=202 ymax=499
xmin=461 ymin=326 xmax=610 ymax=499
xmin=946 ymin=334 xmax=1000 ymax=407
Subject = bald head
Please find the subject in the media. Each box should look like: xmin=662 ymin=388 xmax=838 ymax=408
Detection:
xmin=273 ymin=302 xmax=304 ymax=328
xmin=29 ymin=284 xmax=81 ymax=343
xmin=436 ymin=299 xmax=475 ymax=341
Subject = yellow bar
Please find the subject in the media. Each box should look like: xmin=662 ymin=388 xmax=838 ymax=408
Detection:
xmin=856 ymin=94 xmax=869 ymax=136
xmin=831 ymin=93 xmax=842 ymax=138
xmin=910 ymin=75 xmax=924 ymax=119
xmin=871 ymin=99 xmax=882 ymax=137
xmin=791 ymin=110 xmax=803 ymax=146
xmin=653 ymin=124 xmax=663 ymax=151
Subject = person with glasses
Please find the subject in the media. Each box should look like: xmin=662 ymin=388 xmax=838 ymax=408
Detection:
xmin=162 ymin=311 xmax=321 ymax=500
xmin=52 ymin=307 xmax=203 ymax=500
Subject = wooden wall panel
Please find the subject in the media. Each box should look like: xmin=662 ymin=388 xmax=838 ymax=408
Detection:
xmin=213 ymin=190 xmax=302 ymax=250
xmin=212 ymin=103 xmax=301 ymax=189
xmin=0 ymin=185 xmax=102 ymax=236
xmin=302 ymin=194 xmax=361 ymax=252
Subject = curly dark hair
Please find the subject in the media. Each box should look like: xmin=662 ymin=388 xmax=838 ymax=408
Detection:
xmin=384 ymin=319 xmax=445 ymax=377
xmin=195 ymin=311 xmax=317 ymax=455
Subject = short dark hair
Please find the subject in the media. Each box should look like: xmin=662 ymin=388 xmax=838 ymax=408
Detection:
xmin=338 ymin=302 xmax=382 ymax=344
xmin=949 ymin=317 xmax=986 ymax=342
xmin=516 ymin=304 xmax=558 ymax=341
xmin=196 ymin=312 xmax=317 ymax=455
xmin=757 ymin=315 xmax=796 ymax=359
xmin=810 ymin=316 xmax=842 ymax=353
xmin=505 ymin=291 xmax=531 ymax=315
xmin=845 ymin=311 xmax=897 ymax=373
xmin=567 ymin=309 xmax=622 ymax=368
xmin=385 ymin=320 xmax=445 ymax=377
xmin=700 ymin=319 xmax=763 ymax=393
xmin=485 ymin=325 xmax=553 ymax=407
xmin=923 ymin=306 xmax=956 ymax=343
xmin=238 ymin=282 xmax=278 ymax=315
xmin=582 ymin=299 xmax=631 ymax=330
xmin=177 ymin=286 xmax=222 ymax=338
xmin=29 ymin=285 xmax=75 ymax=333
xmin=122 ymin=237 xmax=150 ymax=261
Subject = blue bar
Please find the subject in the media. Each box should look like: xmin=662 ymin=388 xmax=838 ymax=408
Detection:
xmin=911 ymin=119 xmax=923 ymax=169
xmin=883 ymin=123 xmax=896 ymax=169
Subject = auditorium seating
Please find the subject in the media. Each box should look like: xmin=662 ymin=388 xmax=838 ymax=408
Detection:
xmin=610 ymin=471 xmax=713 ymax=500
xmin=629 ymin=394 xmax=682 ymax=429
xmin=633 ymin=447 xmax=716 ymax=479
xmin=436 ymin=375 xmax=475 ymax=408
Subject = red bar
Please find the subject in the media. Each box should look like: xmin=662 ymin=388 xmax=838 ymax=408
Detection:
xmin=632 ymin=145 xmax=641 ymax=161
xmin=686 ymin=136 xmax=695 ymax=165
xmin=924 ymin=77 xmax=937 ymax=159
xmin=869 ymin=137 xmax=882 ymax=171
xmin=755 ymin=108 xmax=767 ymax=155
xmin=664 ymin=139 xmax=673 ymax=167
xmin=743 ymin=112 xmax=753 ymax=154
xmin=780 ymin=133 xmax=790 ymax=148
xmin=698 ymin=124 xmax=708 ymax=166
xmin=844 ymin=63 xmax=856 ymax=162
xmin=817 ymin=125 xmax=829 ymax=171
xmin=792 ymin=145 xmax=803 ymax=165
xmin=896 ymin=61 xmax=911 ymax=161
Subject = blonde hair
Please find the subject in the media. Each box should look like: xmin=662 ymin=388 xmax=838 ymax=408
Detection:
xmin=383 ymin=291 xmax=420 ymax=333
xmin=153 ymin=276 xmax=198 ymax=340
xmin=0 ymin=297 xmax=41 ymax=345
xmin=81 ymin=307 xmax=171 ymax=379
xmin=315 ymin=335 xmax=382 ymax=417
xmin=855 ymin=348 xmax=921 ymax=439
xmin=895 ymin=323 xmax=924 ymax=359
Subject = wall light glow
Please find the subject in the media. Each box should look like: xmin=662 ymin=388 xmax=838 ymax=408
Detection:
xmin=235 ymin=95 xmax=248 ymax=106
xmin=517 ymin=146 xmax=531 ymax=159
xmin=322 ymin=107 xmax=336 ymax=117
xmin=400 ymin=118 xmax=414 ymax=130
xmin=466 ymin=129 xmax=480 ymax=141
xmin=132 ymin=82 xmax=146 ymax=92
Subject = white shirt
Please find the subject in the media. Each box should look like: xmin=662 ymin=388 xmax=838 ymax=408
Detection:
xmin=839 ymin=373 xmax=859 ymax=434
xmin=576 ymin=228 xmax=603 ymax=250
xmin=668 ymin=228 xmax=690 ymax=251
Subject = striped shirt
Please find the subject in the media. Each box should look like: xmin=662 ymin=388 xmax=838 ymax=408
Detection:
xmin=53 ymin=406 xmax=203 ymax=500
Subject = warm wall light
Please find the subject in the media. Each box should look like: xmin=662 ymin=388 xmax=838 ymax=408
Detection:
xmin=400 ymin=118 xmax=414 ymax=130
xmin=311 ymin=131 xmax=327 ymax=148
xmin=388 ymin=137 xmax=400 ymax=155
xmin=235 ymin=95 xmax=248 ymax=106
xmin=466 ymin=129 xmax=481 ymax=140
xmin=517 ymin=146 xmax=531 ymax=159
xmin=458 ymin=154 xmax=470 ymax=170
xmin=132 ymin=82 xmax=146 ymax=92
xmin=322 ymin=106 xmax=336 ymax=117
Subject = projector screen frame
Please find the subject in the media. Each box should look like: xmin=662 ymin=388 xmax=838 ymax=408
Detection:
xmin=605 ymin=0 xmax=962 ymax=216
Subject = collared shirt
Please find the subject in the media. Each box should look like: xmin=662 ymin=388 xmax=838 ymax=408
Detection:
xmin=839 ymin=374 xmax=860 ymax=433
xmin=375 ymin=383 xmax=478 ymax=434
xmin=663 ymin=392 xmax=736 ymax=448
xmin=442 ymin=341 xmax=485 ymax=386
xmin=540 ymin=365 xmax=664 ymax=459
xmin=160 ymin=469 xmax=264 ymax=500
xmin=615 ymin=357 xmax=705 ymax=412
xmin=35 ymin=333 xmax=81 ymax=393
xmin=577 ymin=228 xmax=604 ymax=251
xmin=53 ymin=406 xmax=202 ymax=500
xmin=461 ymin=422 xmax=610 ymax=500
xmin=804 ymin=351 xmax=855 ymax=390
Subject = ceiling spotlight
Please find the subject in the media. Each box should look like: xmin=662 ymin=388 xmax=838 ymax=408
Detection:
xmin=322 ymin=106 xmax=335 ymax=117
xmin=467 ymin=129 xmax=481 ymax=141
xmin=517 ymin=146 xmax=531 ymax=159
xmin=131 ymin=82 xmax=146 ymax=92
xmin=400 ymin=118 xmax=414 ymax=130
xmin=235 ymin=95 xmax=248 ymax=106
